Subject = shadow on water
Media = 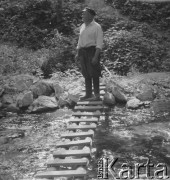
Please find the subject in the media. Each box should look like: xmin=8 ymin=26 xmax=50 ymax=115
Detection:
xmin=91 ymin=107 xmax=170 ymax=178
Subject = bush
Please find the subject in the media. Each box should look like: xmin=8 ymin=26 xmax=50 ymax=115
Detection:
xmin=0 ymin=43 xmax=44 ymax=75
xmin=102 ymin=21 xmax=167 ymax=75
xmin=0 ymin=0 xmax=58 ymax=49
xmin=41 ymin=31 xmax=77 ymax=78
xmin=105 ymin=0 xmax=170 ymax=30
xmin=0 ymin=0 xmax=83 ymax=49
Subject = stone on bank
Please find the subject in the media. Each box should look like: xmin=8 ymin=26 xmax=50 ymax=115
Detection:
xmin=17 ymin=91 xmax=34 ymax=108
xmin=28 ymin=96 xmax=58 ymax=113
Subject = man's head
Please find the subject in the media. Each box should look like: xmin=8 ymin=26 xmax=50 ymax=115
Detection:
xmin=82 ymin=7 xmax=96 ymax=24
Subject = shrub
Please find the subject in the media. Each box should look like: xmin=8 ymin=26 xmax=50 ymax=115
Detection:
xmin=0 ymin=0 xmax=83 ymax=49
xmin=41 ymin=30 xmax=77 ymax=78
xmin=0 ymin=43 xmax=44 ymax=75
xmin=102 ymin=21 xmax=167 ymax=75
xmin=104 ymin=0 xmax=170 ymax=30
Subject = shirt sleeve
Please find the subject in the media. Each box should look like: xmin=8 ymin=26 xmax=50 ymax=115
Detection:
xmin=77 ymin=24 xmax=83 ymax=49
xmin=77 ymin=39 xmax=80 ymax=49
xmin=96 ymin=25 xmax=103 ymax=50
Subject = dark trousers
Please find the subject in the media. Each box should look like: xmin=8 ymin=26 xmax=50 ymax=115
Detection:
xmin=85 ymin=77 xmax=99 ymax=97
xmin=78 ymin=46 xmax=101 ymax=97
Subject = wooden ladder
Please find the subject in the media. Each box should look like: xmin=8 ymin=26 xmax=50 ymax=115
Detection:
xmin=35 ymin=83 xmax=108 ymax=180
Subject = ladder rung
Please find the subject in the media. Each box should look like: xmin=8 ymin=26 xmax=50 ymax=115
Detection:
xmin=53 ymin=149 xmax=91 ymax=158
xmin=69 ymin=118 xmax=98 ymax=123
xmin=74 ymin=105 xmax=108 ymax=111
xmin=77 ymin=101 xmax=103 ymax=105
xmin=67 ymin=124 xmax=97 ymax=131
xmin=56 ymin=138 xmax=92 ymax=148
xmin=61 ymin=131 xmax=94 ymax=139
xmin=47 ymin=158 xmax=88 ymax=167
xmin=72 ymin=112 xmax=102 ymax=117
xmin=35 ymin=168 xmax=87 ymax=178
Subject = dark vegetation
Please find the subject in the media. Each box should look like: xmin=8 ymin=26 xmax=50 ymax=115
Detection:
xmin=0 ymin=0 xmax=170 ymax=77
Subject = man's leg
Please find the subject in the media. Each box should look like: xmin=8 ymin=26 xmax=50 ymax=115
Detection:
xmin=87 ymin=77 xmax=100 ymax=101
xmin=80 ymin=77 xmax=92 ymax=100
xmin=93 ymin=77 xmax=100 ymax=100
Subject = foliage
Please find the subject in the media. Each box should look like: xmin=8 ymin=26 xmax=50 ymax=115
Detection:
xmin=102 ymin=21 xmax=167 ymax=75
xmin=96 ymin=13 xmax=118 ymax=32
xmin=104 ymin=0 xmax=170 ymax=30
xmin=41 ymin=31 xmax=78 ymax=78
xmin=0 ymin=0 xmax=56 ymax=49
xmin=0 ymin=0 xmax=169 ymax=76
xmin=0 ymin=44 xmax=44 ymax=75
xmin=0 ymin=0 xmax=83 ymax=49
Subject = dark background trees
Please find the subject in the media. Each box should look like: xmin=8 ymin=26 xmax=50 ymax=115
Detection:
xmin=0 ymin=0 xmax=169 ymax=76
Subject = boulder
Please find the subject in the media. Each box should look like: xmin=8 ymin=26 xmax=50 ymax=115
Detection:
xmin=126 ymin=98 xmax=142 ymax=109
xmin=0 ymin=174 xmax=14 ymax=180
xmin=111 ymin=86 xmax=127 ymax=103
xmin=3 ymin=84 xmax=18 ymax=94
xmin=14 ymin=74 xmax=35 ymax=89
xmin=136 ymin=84 xmax=155 ymax=101
xmin=5 ymin=103 xmax=19 ymax=113
xmin=30 ymin=81 xmax=54 ymax=98
xmin=137 ymin=89 xmax=155 ymax=101
xmin=53 ymin=83 xmax=64 ymax=99
xmin=68 ymin=93 xmax=80 ymax=104
xmin=2 ymin=94 xmax=14 ymax=104
xmin=58 ymin=92 xmax=69 ymax=107
xmin=29 ymin=96 xmax=58 ymax=112
xmin=16 ymin=91 xmax=33 ymax=108
xmin=0 ymin=137 xmax=9 ymax=145
xmin=103 ymin=92 xmax=116 ymax=106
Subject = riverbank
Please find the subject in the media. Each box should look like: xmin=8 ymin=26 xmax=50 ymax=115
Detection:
xmin=0 ymin=72 xmax=170 ymax=180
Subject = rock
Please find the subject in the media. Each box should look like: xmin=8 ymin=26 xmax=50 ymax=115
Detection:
xmin=103 ymin=92 xmax=116 ymax=106
xmin=68 ymin=93 xmax=80 ymax=104
xmin=3 ymin=84 xmax=18 ymax=94
xmin=58 ymin=92 xmax=78 ymax=107
xmin=152 ymin=100 xmax=170 ymax=115
xmin=29 ymin=96 xmax=58 ymax=112
xmin=53 ymin=83 xmax=64 ymax=99
xmin=2 ymin=94 xmax=13 ymax=104
xmin=7 ymin=131 xmax=25 ymax=139
xmin=0 ymin=137 xmax=9 ymax=144
xmin=58 ymin=92 xmax=69 ymax=107
xmin=0 ymin=174 xmax=14 ymax=180
xmin=16 ymin=91 xmax=33 ymax=108
xmin=30 ymin=80 xmax=54 ymax=98
xmin=15 ymin=81 xmax=29 ymax=92
xmin=3 ymin=74 xmax=35 ymax=94
xmin=136 ymin=85 xmax=155 ymax=101
xmin=14 ymin=74 xmax=35 ymax=91
xmin=5 ymin=103 xmax=19 ymax=112
xmin=111 ymin=86 xmax=127 ymax=103
xmin=126 ymin=98 xmax=143 ymax=109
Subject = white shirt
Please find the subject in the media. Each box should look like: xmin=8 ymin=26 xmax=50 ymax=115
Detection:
xmin=77 ymin=20 xmax=103 ymax=50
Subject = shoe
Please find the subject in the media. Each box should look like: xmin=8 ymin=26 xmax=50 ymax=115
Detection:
xmin=86 ymin=95 xmax=101 ymax=101
xmin=80 ymin=95 xmax=93 ymax=101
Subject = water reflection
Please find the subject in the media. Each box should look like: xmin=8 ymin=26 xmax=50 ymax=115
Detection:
xmin=93 ymin=108 xmax=170 ymax=178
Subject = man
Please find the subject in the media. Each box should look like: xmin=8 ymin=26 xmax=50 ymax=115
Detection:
xmin=76 ymin=7 xmax=103 ymax=101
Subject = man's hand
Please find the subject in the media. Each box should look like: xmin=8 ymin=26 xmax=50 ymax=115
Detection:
xmin=91 ymin=48 xmax=101 ymax=65
xmin=75 ymin=54 xmax=79 ymax=63
xmin=91 ymin=56 xmax=98 ymax=65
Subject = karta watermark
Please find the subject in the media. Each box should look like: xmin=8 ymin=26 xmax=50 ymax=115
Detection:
xmin=97 ymin=157 xmax=169 ymax=179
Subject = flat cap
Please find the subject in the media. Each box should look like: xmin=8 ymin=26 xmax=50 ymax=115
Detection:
xmin=82 ymin=7 xmax=96 ymax=16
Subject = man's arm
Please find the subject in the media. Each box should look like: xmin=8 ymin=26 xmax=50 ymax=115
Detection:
xmin=92 ymin=25 xmax=103 ymax=65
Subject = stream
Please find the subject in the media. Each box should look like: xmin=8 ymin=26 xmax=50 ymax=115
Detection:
xmin=0 ymin=102 xmax=170 ymax=180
